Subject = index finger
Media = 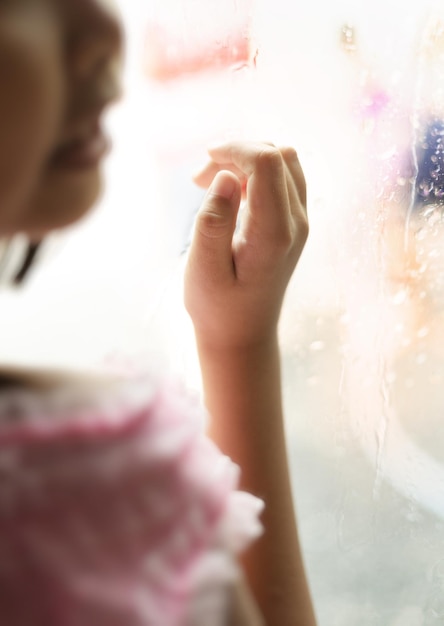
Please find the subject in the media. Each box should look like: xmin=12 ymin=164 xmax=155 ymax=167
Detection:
xmin=208 ymin=142 xmax=290 ymax=235
xmin=208 ymin=141 xmax=284 ymax=178
xmin=280 ymin=146 xmax=307 ymax=211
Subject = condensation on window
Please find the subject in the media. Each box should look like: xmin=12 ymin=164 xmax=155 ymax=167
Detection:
xmin=0 ymin=0 xmax=443 ymax=624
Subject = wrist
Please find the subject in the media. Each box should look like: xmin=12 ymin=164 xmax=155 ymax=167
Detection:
xmin=194 ymin=329 xmax=280 ymax=363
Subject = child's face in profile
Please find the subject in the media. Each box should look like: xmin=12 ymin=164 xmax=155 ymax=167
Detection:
xmin=0 ymin=0 xmax=123 ymax=238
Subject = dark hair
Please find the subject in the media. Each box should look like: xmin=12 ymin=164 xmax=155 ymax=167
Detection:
xmin=0 ymin=240 xmax=42 ymax=287
xmin=13 ymin=242 xmax=42 ymax=285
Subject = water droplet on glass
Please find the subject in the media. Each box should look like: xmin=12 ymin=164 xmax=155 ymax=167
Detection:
xmin=392 ymin=289 xmax=408 ymax=305
xmin=310 ymin=341 xmax=325 ymax=352
xmin=423 ymin=205 xmax=437 ymax=219
xmin=341 ymin=23 xmax=356 ymax=52
xmin=379 ymin=146 xmax=397 ymax=161
xmin=415 ymin=227 xmax=427 ymax=241
xmin=418 ymin=180 xmax=434 ymax=198
xmin=416 ymin=352 xmax=427 ymax=365
xmin=386 ymin=370 xmax=397 ymax=384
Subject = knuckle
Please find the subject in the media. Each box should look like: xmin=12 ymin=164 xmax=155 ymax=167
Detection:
xmin=279 ymin=232 xmax=295 ymax=253
xmin=256 ymin=146 xmax=284 ymax=174
xmin=297 ymin=214 xmax=309 ymax=241
xmin=197 ymin=208 xmax=230 ymax=239
xmin=299 ymin=176 xmax=308 ymax=202
xmin=271 ymin=222 xmax=295 ymax=253
xmin=280 ymin=146 xmax=298 ymax=161
xmin=265 ymin=238 xmax=293 ymax=265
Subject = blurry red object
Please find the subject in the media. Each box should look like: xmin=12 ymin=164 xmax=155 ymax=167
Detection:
xmin=143 ymin=0 xmax=255 ymax=82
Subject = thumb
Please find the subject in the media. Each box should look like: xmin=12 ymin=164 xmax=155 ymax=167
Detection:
xmin=190 ymin=170 xmax=241 ymax=280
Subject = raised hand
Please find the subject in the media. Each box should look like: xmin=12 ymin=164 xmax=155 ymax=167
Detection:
xmin=184 ymin=142 xmax=316 ymax=625
xmin=185 ymin=141 xmax=308 ymax=351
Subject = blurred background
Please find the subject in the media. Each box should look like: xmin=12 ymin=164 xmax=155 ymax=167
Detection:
xmin=2 ymin=0 xmax=444 ymax=623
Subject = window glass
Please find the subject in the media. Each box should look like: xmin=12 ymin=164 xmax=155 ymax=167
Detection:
xmin=2 ymin=1 xmax=443 ymax=623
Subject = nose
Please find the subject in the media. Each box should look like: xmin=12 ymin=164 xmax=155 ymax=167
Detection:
xmin=68 ymin=0 xmax=124 ymax=86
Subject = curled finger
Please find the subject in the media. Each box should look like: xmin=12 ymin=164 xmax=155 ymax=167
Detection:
xmin=193 ymin=160 xmax=246 ymax=189
xmin=280 ymin=147 xmax=307 ymax=211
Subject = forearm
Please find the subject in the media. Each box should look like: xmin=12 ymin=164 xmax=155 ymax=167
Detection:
xmin=186 ymin=141 xmax=313 ymax=623
xmin=196 ymin=333 xmax=317 ymax=626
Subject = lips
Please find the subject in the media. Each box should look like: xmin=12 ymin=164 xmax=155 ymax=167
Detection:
xmin=50 ymin=123 xmax=111 ymax=170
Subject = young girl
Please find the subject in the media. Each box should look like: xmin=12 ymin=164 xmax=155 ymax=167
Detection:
xmin=0 ymin=1 xmax=316 ymax=624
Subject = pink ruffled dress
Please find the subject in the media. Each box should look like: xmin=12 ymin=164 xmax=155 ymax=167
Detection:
xmin=0 ymin=374 xmax=263 ymax=626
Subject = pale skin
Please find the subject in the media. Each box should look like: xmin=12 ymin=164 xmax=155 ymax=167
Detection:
xmin=186 ymin=143 xmax=317 ymax=625
xmin=0 ymin=1 xmax=316 ymax=624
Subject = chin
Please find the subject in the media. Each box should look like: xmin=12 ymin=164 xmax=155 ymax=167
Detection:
xmin=25 ymin=170 xmax=104 ymax=236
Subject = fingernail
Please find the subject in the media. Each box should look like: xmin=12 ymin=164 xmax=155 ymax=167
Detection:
xmin=210 ymin=173 xmax=236 ymax=200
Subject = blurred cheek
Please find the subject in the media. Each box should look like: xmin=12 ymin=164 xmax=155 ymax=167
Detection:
xmin=25 ymin=169 xmax=103 ymax=236
xmin=0 ymin=32 xmax=63 ymax=234
xmin=0 ymin=114 xmax=55 ymax=232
